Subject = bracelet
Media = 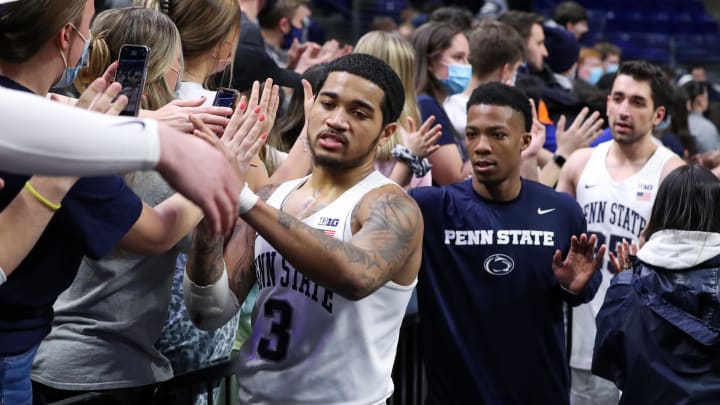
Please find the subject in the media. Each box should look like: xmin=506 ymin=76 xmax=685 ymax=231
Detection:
xmin=238 ymin=183 xmax=259 ymax=215
xmin=24 ymin=181 xmax=62 ymax=211
xmin=391 ymin=145 xmax=432 ymax=178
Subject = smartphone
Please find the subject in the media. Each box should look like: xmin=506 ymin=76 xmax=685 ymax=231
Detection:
xmin=212 ymin=87 xmax=237 ymax=109
xmin=114 ymin=44 xmax=151 ymax=117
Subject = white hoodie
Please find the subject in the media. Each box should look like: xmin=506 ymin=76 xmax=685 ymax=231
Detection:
xmin=637 ymin=229 xmax=720 ymax=270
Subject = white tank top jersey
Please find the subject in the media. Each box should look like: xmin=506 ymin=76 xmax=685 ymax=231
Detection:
xmin=236 ymin=171 xmax=416 ymax=405
xmin=570 ymin=140 xmax=675 ymax=370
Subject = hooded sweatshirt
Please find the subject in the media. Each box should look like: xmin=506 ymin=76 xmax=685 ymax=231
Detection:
xmin=592 ymin=229 xmax=720 ymax=405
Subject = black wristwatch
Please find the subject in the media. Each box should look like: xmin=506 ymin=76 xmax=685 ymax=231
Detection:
xmin=552 ymin=154 xmax=566 ymax=168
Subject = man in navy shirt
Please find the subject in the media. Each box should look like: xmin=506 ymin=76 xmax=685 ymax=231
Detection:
xmin=410 ymin=82 xmax=605 ymax=404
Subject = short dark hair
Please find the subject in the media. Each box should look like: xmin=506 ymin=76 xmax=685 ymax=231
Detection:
xmin=643 ymin=165 xmax=720 ymax=240
xmin=554 ymin=1 xmax=587 ymax=26
xmin=467 ymin=82 xmax=532 ymax=132
xmin=315 ymin=53 xmax=405 ymax=127
xmin=429 ymin=6 xmax=473 ymax=31
xmin=499 ymin=10 xmax=544 ymax=41
xmin=617 ymin=60 xmax=671 ymax=111
xmin=257 ymin=0 xmax=304 ymax=29
xmin=689 ymin=63 xmax=706 ymax=73
xmin=468 ymin=20 xmax=524 ymax=77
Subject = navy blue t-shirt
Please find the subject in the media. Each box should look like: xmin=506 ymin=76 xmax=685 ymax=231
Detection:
xmin=410 ymin=179 xmax=601 ymax=405
xmin=417 ymin=93 xmax=468 ymax=162
xmin=0 ymin=76 xmax=143 ymax=355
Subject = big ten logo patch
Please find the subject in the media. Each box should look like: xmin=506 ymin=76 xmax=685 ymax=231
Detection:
xmin=318 ymin=217 xmax=340 ymax=227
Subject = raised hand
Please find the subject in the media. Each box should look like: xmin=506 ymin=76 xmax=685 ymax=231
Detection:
xmin=289 ymin=78 xmax=316 ymax=148
xmin=286 ymin=38 xmax=307 ymax=71
xmin=211 ymin=93 xmax=269 ymax=186
xmin=608 ymin=239 xmax=638 ymax=273
xmin=295 ymin=40 xmax=342 ymax=74
xmin=552 ymin=233 xmax=606 ymax=294
xmin=402 ymin=116 xmax=442 ymax=159
xmin=522 ymin=98 xmax=546 ymax=159
xmin=227 ymin=79 xmax=279 ymax=142
xmin=72 ymin=62 xmax=128 ymax=115
xmin=554 ymin=107 xmax=604 ymax=158
xmin=150 ymin=97 xmax=232 ymax=135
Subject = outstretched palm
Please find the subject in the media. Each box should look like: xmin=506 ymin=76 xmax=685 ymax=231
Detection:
xmin=552 ymin=233 xmax=606 ymax=294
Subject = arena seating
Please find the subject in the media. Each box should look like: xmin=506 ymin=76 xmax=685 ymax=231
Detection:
xmin=537 ymin=0 xmax=720 ymax=65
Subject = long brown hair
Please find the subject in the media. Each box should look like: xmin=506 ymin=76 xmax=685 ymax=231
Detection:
xmin=411 ymin=22 xmax=464 ymax=101
xmin=136 ymin=0 xmax=240 ymax=87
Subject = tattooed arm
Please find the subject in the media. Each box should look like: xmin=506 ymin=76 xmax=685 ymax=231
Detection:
xmin=184 ymin=184 xmax=279 ymax=329
xmin=241 ymin=184 xmax=423 ymax=300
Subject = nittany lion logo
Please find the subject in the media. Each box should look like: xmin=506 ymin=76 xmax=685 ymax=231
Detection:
xmin=483 ymin=254 xmax=515 ymax=276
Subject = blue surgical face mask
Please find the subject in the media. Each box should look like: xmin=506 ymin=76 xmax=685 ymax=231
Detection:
xmin=606 ymin=63 xmax=619 ymax=74
xmin=439 ymin=63 xmax=472 ymax=95
xmin=586 ymin=66 xmax=603 ymax=85
xmin=282 ymin=25 xmax=304 ymax=49
xmin=54 ymin=24 xmax=91 ymax=89
xmin=654 ymin=115 xmax=672 ymax=132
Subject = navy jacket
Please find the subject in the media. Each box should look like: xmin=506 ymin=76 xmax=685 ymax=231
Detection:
xmin=593 ymin=230 xmax=720 ymax=405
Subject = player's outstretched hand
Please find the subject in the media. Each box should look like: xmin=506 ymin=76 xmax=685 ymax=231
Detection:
xmin=552 ymin=233 xmax=606 ymax=294
xmin=608 ymin=239 xmax=638 ymax=273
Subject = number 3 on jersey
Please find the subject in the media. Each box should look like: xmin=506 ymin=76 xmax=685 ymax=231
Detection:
xmin=258 ymin=299 xmax=293 ymax=362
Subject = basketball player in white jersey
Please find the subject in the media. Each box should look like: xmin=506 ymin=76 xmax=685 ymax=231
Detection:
xmin=184 ymin=53 xmax=423 ymax=404
xmin=557 ymin=60 xmax=685 ymax=405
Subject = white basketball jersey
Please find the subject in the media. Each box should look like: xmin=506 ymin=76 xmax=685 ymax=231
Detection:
xmin=570 ymin=140 xmax=674 ymax=370
xmin=236 ymin=171 xmax=416 ymax=404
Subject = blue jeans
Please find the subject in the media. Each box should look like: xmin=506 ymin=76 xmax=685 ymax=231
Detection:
xmin=0 ymin=345 xmax=38 ymax=405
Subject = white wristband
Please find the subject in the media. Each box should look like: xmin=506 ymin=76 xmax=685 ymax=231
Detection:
xmin=0 ymin=266 xmax=6 ymax=286
xmin=183 ymin=262 xmax=240 ymax=330
xmin=239 ymin=183 xmax=259 ymax=215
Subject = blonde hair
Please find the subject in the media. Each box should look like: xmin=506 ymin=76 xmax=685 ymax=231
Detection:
xmin=0 ymin=0 xmax=86 ymax=63
xmin=75 ymin=7 xmax=182 ymax=110
xmin=136 ymin=0 xmax=240 ymax=87
xmin=354 ymin=31 xmax=421 ymax=161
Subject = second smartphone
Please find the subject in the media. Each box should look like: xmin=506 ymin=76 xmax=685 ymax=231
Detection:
xmin=212 ymin=87 xmax=238 ymax=109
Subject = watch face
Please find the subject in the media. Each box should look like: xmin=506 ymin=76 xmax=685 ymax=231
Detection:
xmin=553 ymin=154 xmax=566 ymax=167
